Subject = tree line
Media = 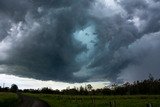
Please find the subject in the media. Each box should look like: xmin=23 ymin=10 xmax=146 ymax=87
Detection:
xmin=1 ymin=75 xmax=160 ymax=95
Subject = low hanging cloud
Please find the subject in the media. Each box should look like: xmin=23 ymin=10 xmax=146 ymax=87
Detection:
xmin=0 ymin=0 xmax=160 ymax=83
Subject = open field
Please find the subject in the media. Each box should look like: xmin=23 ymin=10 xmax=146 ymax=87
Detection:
xmin=1 ymin=92 xmax=160 ymax=107
xmin=0 ymin=92 xmax=18 ymax=107
xmin=0 ymin=92 xmax=49 ymax=107
xmin=25 ymin=93 xmax=160 ymax=107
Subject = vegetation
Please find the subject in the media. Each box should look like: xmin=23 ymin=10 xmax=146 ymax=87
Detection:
xmin=10 ymin=84 xmax=18 ymax=93
xmin=0 ymin=92 xmax=18 ymax=107
xmin=0 ymin=76 xmax=160 ymax=107
xmin=25 ymin=93 xmax=160 ymax=107
xmin=20 ymin=76 xmax=160 ymax=95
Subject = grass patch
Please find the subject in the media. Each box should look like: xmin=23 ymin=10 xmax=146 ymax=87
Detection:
xmin=0 ymin=92 xmax=18 ymax=107
xmin=25 ymin=93 xmax=160 ymax=107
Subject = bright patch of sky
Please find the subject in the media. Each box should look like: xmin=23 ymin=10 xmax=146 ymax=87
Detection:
xmin=0 ymin=74 xmax=109 ymax=90
xmin=74 ymin=25 xmax=98 ymax=62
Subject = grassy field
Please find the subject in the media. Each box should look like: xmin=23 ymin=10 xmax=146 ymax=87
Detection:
xmin=25 ymin=93 xmax=160 ymax=107
xmin=0 ymin=92 xmax=18 ymax=107
xmin=0 ymin=92 xmax=160 ymax=107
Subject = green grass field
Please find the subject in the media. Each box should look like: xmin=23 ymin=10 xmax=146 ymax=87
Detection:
xmin=1 ymin=92 xmax=160 ymax=107
xmin=25 ymin=93 xmax=160 ymax=107
xmin=0 ymin=92 xmax=18 ymax=107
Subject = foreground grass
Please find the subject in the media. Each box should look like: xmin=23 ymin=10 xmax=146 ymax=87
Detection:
xmin=25 ymin=93 xmax=160 ymax=107
xmin=0 ymin=92 xmax=18 ymax=107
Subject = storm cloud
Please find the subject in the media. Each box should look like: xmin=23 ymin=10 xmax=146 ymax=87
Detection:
xmin=0 ymin=0 xmax=160 ymax=83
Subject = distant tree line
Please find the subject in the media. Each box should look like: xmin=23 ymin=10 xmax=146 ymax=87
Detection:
xmin=0 ymin=84 xmax=18 ymax=93
xmin=1 ymin=75 xmax=160 ymax=95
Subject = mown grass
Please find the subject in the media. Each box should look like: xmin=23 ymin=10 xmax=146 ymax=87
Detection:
xmin=25 ymin=93 xmax=160 ymax=107
xmin=0 ymin=92 xmax=18 ymax=107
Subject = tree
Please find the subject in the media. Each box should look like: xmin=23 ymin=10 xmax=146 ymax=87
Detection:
xmin=111 ymin=83 xmax=118 ymax=90
xmin=86 ymin=84 xmax=93 ymax=91
xmin=11 ymin=84 xmax=18 ymax=92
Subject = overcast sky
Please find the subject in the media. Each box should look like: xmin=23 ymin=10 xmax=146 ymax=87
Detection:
xmin=0 ymin=0 xmax=160 ymax=89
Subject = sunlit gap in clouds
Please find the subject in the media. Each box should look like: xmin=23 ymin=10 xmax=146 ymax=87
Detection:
xmin=0 ymin=74 xmax=110 ymax=90
xmin=73 ymin=25 xmax=97 ymax=63
xmin=73 ymin=25 xmax=98 ymax=78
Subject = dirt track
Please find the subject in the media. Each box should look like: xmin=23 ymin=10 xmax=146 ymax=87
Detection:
xmin=18 ymin=93 xmax=50 ymax=107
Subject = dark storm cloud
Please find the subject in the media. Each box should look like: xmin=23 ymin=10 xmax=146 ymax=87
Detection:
xmin=0 ymin=0 xmax=32 ymax=21
xmin=119 ymin=0 xmax=160 ymax=34
xmin=119 ymin=0 xmax=148 ymax=14
xmin=87 ymin=0 xmax=160 ymax=82
xmin=0 ymin=0 xmax=160 ymax=83
xmin=0 ymin=0 xmax=93 ymax=82
xmin=0 ymin=17 xmax=11 ymax=41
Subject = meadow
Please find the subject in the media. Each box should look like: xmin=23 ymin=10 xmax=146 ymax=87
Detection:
xmin=0 ymin=92 xmax=18 ymax=107
xmin=25 ymin=93 xmax=160 ymax=107
xmin=0 ymin=92 xmax=160 ymax=107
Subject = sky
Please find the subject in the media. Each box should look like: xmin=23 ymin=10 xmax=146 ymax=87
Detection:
xmin=0 ymin=0 xmax=160 ymax=89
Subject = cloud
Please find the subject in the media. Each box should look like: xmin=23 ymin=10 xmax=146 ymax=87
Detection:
xmin=118 ymin=31 xmax=160 ymax=82
xmin=0 ymin=0 xmax=160 ymax=83
xmin=0 ymin=0 xmax=93 ymax=82
xmin=85 ymin=0 xmax=160 ymax=82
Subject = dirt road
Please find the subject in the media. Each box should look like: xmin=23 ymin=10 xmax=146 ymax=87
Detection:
xmin=18 ymin=93 xmax=50 ymax=107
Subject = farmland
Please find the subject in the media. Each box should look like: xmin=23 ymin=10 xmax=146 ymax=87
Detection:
xmin=25 ymin=93 xmax=160 ymax=107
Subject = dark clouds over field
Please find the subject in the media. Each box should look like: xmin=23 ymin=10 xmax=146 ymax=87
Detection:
xmin=0 ymin=0 xmax=160 ymax=83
